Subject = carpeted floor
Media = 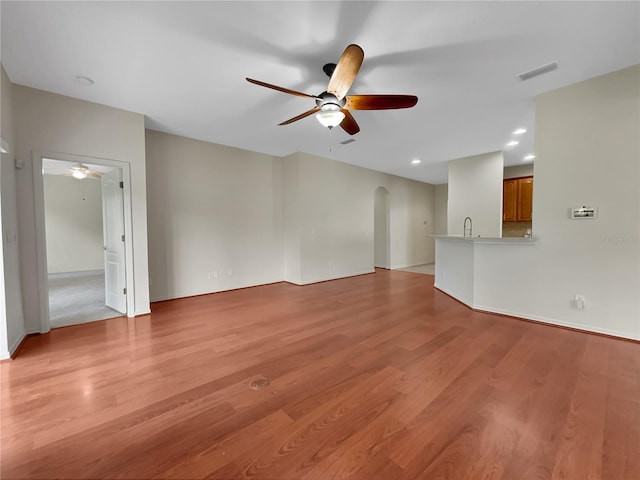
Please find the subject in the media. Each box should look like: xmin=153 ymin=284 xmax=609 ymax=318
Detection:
xmin=48 ymin=270 xmax=123 ymax=328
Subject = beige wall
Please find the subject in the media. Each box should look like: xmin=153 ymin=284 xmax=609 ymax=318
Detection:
xmin=283 ymin=152 xmax=435 ymax=284
xmin=145 ymin=132 xmax=436 ymax=298
xmin=44 ymin=175 xmax=104 ymax=273
xmin=504 ymin=164 xmax=534 ymax=179
xmin=530 ymin=64 xmax=639 ymax=337
xmin=374 ymin=186 xmax=390 ymax=268
xmin=4 ymin=81 xmax=436 ymax=347
xmin=0 ymin=64 xmax=26 ymax=358
xmin=145 ymin=130 xmax=284 ymax=301
xmin=12 ymin=85 xmax=149 ymax=334
xmin=282 ymin=153 xmax=301 ymax=283
xmin=448 ymin=151 xmax=504 ymax=237
xmin=434 ymin=183 xmax=448 ymax=235
xmin=471 ymin=65 xmax=640 ymax=339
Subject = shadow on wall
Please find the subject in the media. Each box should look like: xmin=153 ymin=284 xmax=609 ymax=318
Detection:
xmin=374 ymin=186 xmax=390 ymax=268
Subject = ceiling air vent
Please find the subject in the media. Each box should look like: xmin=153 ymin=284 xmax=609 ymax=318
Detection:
xmin=517 ymin=62 xmax=558 ymax=81
xmin=340 ymin=138 xmax=356 ymax=145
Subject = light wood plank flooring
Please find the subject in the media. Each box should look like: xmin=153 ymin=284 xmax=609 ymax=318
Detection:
xmin=2 ymin=269 xmax=639 ymax=479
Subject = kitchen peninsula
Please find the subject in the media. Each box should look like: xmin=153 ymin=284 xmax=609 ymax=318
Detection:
xmin=433 ymin=235 xmax=536 ymax=309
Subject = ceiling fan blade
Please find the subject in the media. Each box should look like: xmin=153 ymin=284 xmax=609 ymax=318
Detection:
xmin=345 ymin=94 xmax=418 ymax=110
xmin=279 ymin=107 xmax=320 ymax=126
xmin=246 ymin=78 xmax=317 ymax=99
xmin=88 ymin=171 xmax=102 ymax=179
xmin=327 ymin=44 xmax=364 ymax=101
xmin=340 ymin=110 xmax=360 ymax=135
xmin=45 ymin=166 xmax=72 ymax=174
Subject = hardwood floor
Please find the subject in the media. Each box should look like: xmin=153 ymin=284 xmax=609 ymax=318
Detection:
xmin=2 ymin=270 xmax=639 ymax=479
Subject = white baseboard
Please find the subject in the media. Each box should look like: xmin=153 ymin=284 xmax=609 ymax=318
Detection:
xmin=435 ymin=283 xmax=639 ymax=341
xmin=2 ymin=329 xmax=28 ymax=359
xmin=298 ymin=269 xmax=375 ymax=286
xmin=434 ymin=284 xmax=474 ymax=308
xmin=390 ymin=261 xmax=434 ymax=270
xmin=473 ymin=304 xmax=640 ymax=341
xmin=149 ymin=280 xmax=285 ymax=303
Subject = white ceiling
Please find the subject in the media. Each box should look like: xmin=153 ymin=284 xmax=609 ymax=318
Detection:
xmin=2 ymin=1 xmax=638 ymax=184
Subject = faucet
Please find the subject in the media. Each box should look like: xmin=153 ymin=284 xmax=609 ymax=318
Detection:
xmin=463 ymin=217 xmax=472 ymax=237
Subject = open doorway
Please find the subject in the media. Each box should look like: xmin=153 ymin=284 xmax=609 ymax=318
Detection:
xmin=42 ymin=158 xmax=126 ymax=328
xmin=374 ymin=186 xmax=390 ymax=269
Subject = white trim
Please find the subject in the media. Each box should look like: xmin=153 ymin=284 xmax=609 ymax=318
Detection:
xmin=472 ymin=304 xmax=640 ymax=341
xmin=434 ymin=283 xmax=474 ymax=308
xmin=297 ymin=269 xmax=375 ymax=286
xmin=31 ymin=151 xmax=137 ymax=334
xmin=149 ymin=280 xmax=285 ymax=304
xmin=391 ymin=262 xmax=434 ymax=270
xmin=7 ymin=331 xmax=26 ymax=358
xmin=0 ymin=330 xmax=28 ymax=360
xmin=435 ymin=282 xmax=639 ymax=341
xmin=32 ymin=156 xmax=50 ymax=333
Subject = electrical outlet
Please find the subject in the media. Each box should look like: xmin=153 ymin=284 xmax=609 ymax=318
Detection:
xmin=574 ymin=294 xmax=585 ymax=310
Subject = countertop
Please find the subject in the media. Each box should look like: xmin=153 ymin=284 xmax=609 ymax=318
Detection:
xmin=431 ymin=235 xmax=537 ymax=245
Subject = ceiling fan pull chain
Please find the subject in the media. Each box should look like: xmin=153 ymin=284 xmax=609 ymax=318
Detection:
xmin=329 ymin=126 xmax=334 ymax=153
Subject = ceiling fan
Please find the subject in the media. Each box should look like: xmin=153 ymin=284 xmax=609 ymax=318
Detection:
xmin=246 ymin=44 xmax=418 ymax=135
xmin=45 ymin=163 xmax=103 ymax=180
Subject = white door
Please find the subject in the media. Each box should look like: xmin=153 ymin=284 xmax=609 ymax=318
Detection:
xmin=101 ymin=168 xmax=127 ymax=313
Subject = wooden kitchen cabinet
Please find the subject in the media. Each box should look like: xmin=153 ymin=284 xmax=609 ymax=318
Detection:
xmin=503 ymin=176 xmax=533 ymax=222
xmin=503 ymin=179 xmax=518 ymax=222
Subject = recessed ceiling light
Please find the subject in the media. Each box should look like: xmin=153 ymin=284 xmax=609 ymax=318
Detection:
xmin=506 ymin=141 xmax=519 ymax=147
xmin=513 ymin=128 xmax=527 ymax=135
xmin=75 ymin=76 xmax=95 ymax=86
xmin=524 ymin=154 xmax=536 ymax=161
xmin=411 ymin=159 xmax=421 ymax=164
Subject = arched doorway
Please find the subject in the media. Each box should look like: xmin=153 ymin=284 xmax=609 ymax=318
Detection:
xmin=374 ymin=187 xmax=390 ymax=268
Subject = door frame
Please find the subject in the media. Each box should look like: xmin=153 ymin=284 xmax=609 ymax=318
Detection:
xmin=32 ymin=151 xmax=135 ymax=333
xmin=101 ymin=167 xmax=127 ymax=314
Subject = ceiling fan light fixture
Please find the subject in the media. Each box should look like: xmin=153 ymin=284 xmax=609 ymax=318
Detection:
xmin=248 ymin=44 xmax=417 ymax=136
xmin=316 ymin=103 xmax=345 ymax=129
xmin=71 ymin=164 xmax=89 ymax=179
